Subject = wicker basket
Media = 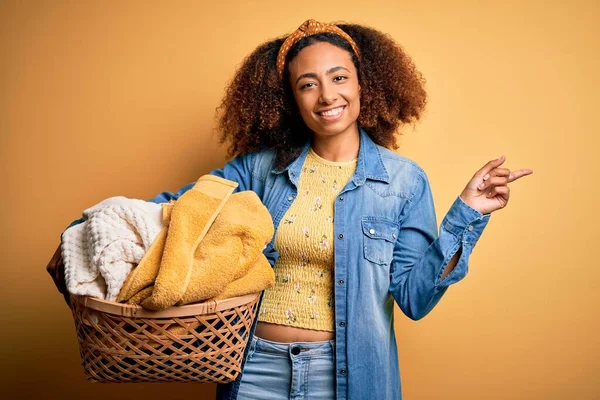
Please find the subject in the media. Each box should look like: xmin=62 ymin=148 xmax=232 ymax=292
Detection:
xmin=69 ymin=292 xmax=260 ymax=383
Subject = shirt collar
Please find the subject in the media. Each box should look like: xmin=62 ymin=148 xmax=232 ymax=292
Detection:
xmin=272 ymin=127 xmax=390 ymax=185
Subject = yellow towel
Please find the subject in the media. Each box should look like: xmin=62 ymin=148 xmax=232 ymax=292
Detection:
xmin=162 ymin=191 xmax=275 ymax=336
xmin=209 ymin=255 xmax=274 ymax=301
xmin=126 ymin=191 xmax=274 ymax=305
xmin=116 ymin=175 xmax=237 ymax=308
xmin=127 ymin=286 xmax=154 ymax=305
xmin=142 ymin=176 xmax=238 ymax=310
xmin=177 ymin=191 xmax=275 ymax=305
xmin=117 ymin=176 xmax=274 ymax=312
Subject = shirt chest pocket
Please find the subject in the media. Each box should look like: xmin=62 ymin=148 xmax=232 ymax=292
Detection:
xmin=361 ymin=217 xmax=399 ymax=266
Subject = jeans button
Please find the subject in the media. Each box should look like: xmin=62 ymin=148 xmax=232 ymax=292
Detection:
xmin=291 ymin=347 xmax=300 ymax=355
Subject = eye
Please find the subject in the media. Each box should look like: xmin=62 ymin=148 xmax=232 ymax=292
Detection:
xmin=300 ymin=82 xmax=316 ymax=90
xmin=333 ymin=76 xmax=348 ymax=82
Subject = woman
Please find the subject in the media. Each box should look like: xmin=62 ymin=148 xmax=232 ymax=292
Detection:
xmin=48 ymin=19 xmax=533 ymax=400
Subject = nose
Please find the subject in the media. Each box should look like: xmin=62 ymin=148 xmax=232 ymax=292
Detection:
xmin=318 ymin=82 xmax=337 ymax=104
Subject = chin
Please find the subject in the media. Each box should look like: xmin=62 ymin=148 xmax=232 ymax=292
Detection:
xmin=310 ymin=120 xmax=358 ymax=138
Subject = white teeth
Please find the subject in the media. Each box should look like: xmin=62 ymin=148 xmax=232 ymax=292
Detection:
xmin=319 ymin=106 xmax=344 ymax=117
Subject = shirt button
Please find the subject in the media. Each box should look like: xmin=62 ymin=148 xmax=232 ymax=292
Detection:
xmin=338 ymin=279 xmax=344 ymax=285
xmin=287 ymin=196 xmax=294 ymax=201
xmin=338 ymin=234 xmax=344 ymax=239
xmin=392 ymin=233 xmax=397 ymax=239
xmin=468 ymin=225 xmax=474 ymax=231
xmin=339 ymin=196 xmax=344 ymax=201
xmin=340 ymin=369 xmax=347 ymax=375
xmin=339 ymin=321 xmax=346 ymax=327
xmin=369 ymin=229 xmax=375 ymax=235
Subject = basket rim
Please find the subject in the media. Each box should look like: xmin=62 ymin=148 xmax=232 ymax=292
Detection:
xmin=71 ymin=292 xmax=260 ymax=318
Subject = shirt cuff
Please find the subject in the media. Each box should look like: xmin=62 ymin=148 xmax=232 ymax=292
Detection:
xmin=441 ymin=195 xmax=490 ymax=244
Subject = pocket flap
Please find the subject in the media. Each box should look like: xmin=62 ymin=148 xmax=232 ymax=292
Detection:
xmin=361 ymin=218 xmax=399 ymax=242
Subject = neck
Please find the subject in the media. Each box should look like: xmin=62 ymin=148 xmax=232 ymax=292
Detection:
xmin=310 ymin=125 xmax=360 ymax=162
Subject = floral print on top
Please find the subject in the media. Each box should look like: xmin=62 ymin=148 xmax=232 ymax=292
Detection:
xmin=258 ymin=147 xmax=357 ymax=331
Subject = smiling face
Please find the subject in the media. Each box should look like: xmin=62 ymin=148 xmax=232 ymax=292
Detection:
xmin=287 ymin=41 xmax=361 ymax=141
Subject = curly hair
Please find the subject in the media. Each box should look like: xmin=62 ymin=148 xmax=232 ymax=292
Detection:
xmin=215 ymin=22 xmax=427 ymax=169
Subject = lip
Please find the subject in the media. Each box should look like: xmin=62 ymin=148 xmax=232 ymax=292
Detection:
xmin=315 ymin=105 xmax=346 ymax=121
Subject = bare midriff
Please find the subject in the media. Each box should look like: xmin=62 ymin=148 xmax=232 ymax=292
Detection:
xmin=255 ymin=321 xmax=335 ymax=343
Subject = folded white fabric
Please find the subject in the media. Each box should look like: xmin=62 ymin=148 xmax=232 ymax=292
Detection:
xmin=61 ymin=196 xmax=164 ymax=301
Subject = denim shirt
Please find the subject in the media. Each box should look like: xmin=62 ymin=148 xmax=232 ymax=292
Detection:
xmin=147 ymin=128 xmax=491 ymax=399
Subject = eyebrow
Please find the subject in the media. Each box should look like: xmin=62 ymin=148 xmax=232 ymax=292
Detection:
xmin=295 ymin=66 xmax=351 ymax=84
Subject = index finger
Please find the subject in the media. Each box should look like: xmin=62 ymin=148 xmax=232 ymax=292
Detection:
xmin=508 ymin=168 xmax=534 ymax=183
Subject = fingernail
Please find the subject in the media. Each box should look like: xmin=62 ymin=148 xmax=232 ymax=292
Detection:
xmin=483 ymin=174 xmax=489 ymax=180
xmin=478 ymin=183 xmax=485 ymax=189
xmin=498 ymin=155 xmax=504 ymax=160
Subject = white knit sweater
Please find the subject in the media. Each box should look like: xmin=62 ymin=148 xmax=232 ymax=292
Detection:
xmin=61 ymin=196 xmax=165 ymax=301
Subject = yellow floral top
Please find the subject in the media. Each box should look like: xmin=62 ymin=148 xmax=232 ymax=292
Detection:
xmin=257 ymin=147 xmax=357 ymax=331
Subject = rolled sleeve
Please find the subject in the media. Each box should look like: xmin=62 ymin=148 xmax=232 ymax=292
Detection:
xmin=441 ymin=195 xmax=491 ymax=245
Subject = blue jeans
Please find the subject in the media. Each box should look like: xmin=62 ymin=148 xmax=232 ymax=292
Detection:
xmin=236 ymin=335 xmax=336 ymax=400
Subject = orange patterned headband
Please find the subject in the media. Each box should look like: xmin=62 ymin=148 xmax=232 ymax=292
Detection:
xmin=276 ymin=19 xmax=361 ymax=79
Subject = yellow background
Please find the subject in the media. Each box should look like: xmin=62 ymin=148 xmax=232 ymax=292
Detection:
xmin=1 ymin=0 xmax=597 ymax=399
